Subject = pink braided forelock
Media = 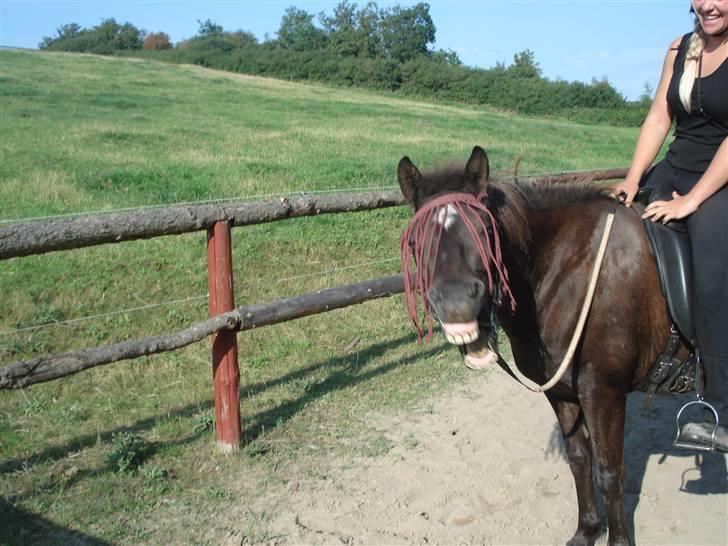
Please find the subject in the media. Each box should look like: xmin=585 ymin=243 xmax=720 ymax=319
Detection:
xmin=400 ymin=192 xmax=516 ymax=341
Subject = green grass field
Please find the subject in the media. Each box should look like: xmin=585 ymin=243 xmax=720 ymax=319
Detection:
xmin=1 ymin=49 xmax=639 ymax=544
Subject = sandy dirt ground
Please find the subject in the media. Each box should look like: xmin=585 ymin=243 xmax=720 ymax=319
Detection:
xmin=221 ymin=367 xmax=727 ymax=546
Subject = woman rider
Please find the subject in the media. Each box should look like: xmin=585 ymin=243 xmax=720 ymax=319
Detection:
xmin=611 ymin=0 xmax=728 ymax=450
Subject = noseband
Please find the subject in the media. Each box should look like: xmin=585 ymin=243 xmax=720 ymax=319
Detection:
xmin=400 ymin=191 xmax=516 ymax=340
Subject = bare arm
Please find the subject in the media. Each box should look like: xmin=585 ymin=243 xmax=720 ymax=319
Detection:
xmin=643 ymin=136 xmax=728 ymax=222
xmin=611 ymin=37 xmax=681 ymax=205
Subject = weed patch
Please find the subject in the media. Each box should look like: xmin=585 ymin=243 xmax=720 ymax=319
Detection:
xmin=107 ymin=432 xmax=154 ymax=474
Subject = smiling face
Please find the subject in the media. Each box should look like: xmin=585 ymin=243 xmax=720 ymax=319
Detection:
xmin=693 ymin=0 xmax=728 ymax=36
xmin=398 ymin=147 xmax=493 ymax=338
xmin=398 ymin=147 xmax=517 ymax=368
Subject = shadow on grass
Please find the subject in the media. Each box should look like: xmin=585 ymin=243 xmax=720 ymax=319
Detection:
xmin=241 ymin=337 xmax=446 ymax=446
xmin=0 ymin=398 xmax=212 ymax=475
xmin=1 ymin=332 xmax=434 ymax=475
xmin=0 ymin=498 xmax=114 ymax=546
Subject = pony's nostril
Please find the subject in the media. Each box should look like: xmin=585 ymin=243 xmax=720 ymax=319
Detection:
xmin=470 ymin=280 xmax=485 ymax=300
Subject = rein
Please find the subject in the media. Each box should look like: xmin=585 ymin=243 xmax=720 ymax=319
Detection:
xmin=400 ymin=192 xmax=516 ymax=341
xmin=501 ymin=205 xmax=617 ymax=393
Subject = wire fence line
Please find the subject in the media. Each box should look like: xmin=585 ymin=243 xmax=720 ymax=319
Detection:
xmin=0 ymin=166 xmax=626 ymax=225
xmin=0 ymin=257 xmax=402 ymax=337
xmin=276 ymin=257 xmax=399 ymax=282
xmin=0 ymin=185 xmax=399 ymax=225
xmin=0 ymin=296 xmax=208 ymax=337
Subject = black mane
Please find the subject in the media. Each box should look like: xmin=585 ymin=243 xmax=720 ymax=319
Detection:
xmin=417 ymin=165 xmax=612 ymax=256
xmin=509 ymin=177 xmax=612 ymax=210
xmin=418 ymin=162 xmax=612 ymax=208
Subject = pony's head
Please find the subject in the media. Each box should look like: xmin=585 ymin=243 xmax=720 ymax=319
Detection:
xmin=398 ymin=146 xmax=516 ymax=367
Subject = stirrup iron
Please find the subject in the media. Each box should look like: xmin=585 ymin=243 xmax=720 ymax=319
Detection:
xmin=673 ymin=399 xmax=720 ymax=451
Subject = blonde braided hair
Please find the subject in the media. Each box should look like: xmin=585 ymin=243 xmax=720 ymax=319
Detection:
xmin=678 ymin=13 xmax=707 ymax=113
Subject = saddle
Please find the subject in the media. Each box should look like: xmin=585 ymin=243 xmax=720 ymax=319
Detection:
xmin=636 ymin=187 xmax=696 ymax=346
xmin=634 ymin=187 xmax=701 ymax=397
xmin=633 ymin=188 xmax=725 ymax=450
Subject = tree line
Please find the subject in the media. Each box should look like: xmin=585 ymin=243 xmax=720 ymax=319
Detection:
xmin=39 ymin=2 xmax=648 ymax=126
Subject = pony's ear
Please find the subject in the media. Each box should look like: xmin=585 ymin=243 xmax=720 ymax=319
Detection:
xmin=463 ymin=146 xmax=490 ymax=193
xmin=397 ymin=156 xmax=422 ymax=206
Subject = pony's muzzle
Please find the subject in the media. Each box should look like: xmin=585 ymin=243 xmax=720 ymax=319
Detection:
xmin=428 ymin=279 xmax=485 ymax=344
xmin=428 ymin=279 xmax=485 ymax=316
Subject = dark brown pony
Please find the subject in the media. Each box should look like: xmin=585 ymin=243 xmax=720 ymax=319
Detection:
xmin=398 ymin=146 xmax=675 ymax=546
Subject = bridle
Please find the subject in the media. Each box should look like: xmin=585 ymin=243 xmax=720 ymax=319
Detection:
xmin=400 ymin=191 xmax=515 ymax=341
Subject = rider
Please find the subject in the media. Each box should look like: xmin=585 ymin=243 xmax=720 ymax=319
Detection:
xmin=611 ymin=0 xmax=728 ymax=451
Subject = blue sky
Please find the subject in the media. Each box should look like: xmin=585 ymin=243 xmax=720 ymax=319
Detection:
xmin=1 ymin=1 xmax=692 ymax=100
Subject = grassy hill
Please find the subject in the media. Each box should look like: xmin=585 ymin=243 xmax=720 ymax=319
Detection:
xmin=0 ymin=50 xmax=639 ymax=544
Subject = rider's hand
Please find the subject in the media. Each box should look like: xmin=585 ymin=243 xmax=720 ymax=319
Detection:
xmin=642 ymin=191 xmax=698 ymax=223
xmin=610 ymin=179 xmax=639 ymax=207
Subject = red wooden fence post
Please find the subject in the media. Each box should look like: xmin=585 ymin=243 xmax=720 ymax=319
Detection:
xmin=207 ymin=220 xmax=241 ymax=452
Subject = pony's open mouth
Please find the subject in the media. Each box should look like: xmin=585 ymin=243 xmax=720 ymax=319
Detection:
xmin=441 ymin=320 xmax=479 ymax=345
xmin=441 ymin=321 xmax=498 ymax=369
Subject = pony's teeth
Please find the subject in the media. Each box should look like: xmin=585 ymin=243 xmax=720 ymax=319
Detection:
xmin=445 ymin=330 xmax=480 ymax=345
xmin=445 ymin=331 xmax=479 ymax=345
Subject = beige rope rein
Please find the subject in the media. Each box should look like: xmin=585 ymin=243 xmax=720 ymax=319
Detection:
xmin=508 ymin=211 xmax=616 ymax=393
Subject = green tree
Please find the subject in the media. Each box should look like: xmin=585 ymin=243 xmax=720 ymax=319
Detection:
xmin=197 ymin=19 xmax=224 ymax=37
xmin=379 ymin=3 xmax=435 ymax=62
xmin=431 ymin=48 xmax=461 ymax=66
xmin=116 ymin=22 xmax=144 ymax=50
xmin=229 ymin=30 xmax=258 ymax=48
xmin=356 ymin=2 xmax=383 ymax=57
xmin=509 ymin=49 xmax=541 ymax=78
xmin=639 ymin=81 xmax=654 ymax=107
xmin=277 ymin=7 xmax=328 ymax=51
xmin=40 ymin=22 xmax=83 ymax=48
xmin=320 ymin=1 xmax=361 ymax=56
xmin=40 ymin=18 xmax=142 ymax=52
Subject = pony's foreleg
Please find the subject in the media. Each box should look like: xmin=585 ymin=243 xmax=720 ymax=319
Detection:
xmin=547 ymin=397 xmax=602 ymax=546
xmin=580 ymin=388 xmax=631 ymax=546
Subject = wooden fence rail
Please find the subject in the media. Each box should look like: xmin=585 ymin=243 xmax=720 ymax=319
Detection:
xmin=0 ymin=168 xmax=628 ymax=260
xmin=0 ymin=191 xmax=404 ymax=259
xmin=0 ymin=274 xmax=405 ymax=389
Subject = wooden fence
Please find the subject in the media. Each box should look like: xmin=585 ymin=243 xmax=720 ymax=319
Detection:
xmin=0 ymin=167 xmax=628 ymax=451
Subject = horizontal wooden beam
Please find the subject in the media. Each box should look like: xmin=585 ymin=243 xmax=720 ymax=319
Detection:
xmin=0 ymin=274 xmax=405 ymax=388
xmin=236 ymin=273 xmax=405 ymax=332
xmin=1 ymin=169 xmax=629 ymax=260
xmin=0 ymin=191 xmax=405 ymax=259
xmin=0 ymin=313 xmax=240 ymax=389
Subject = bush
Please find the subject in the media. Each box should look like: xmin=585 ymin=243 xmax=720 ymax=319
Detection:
xmin=45 ymin=3 xmax=649 ymax=127
xmin=143 ymin=32 xmax=172 ymax=51
xmin=40 ymin=18 xmax=143 ymax=53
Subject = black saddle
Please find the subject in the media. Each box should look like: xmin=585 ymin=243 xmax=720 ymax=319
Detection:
xmin=634 ymin=188 xmax=718 ymax=449
xmin=636 ymin=187 xmax=696 ymax=347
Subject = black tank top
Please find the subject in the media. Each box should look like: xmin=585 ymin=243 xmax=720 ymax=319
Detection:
xmin=665 ymin=32 xmax=728 ymax=174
